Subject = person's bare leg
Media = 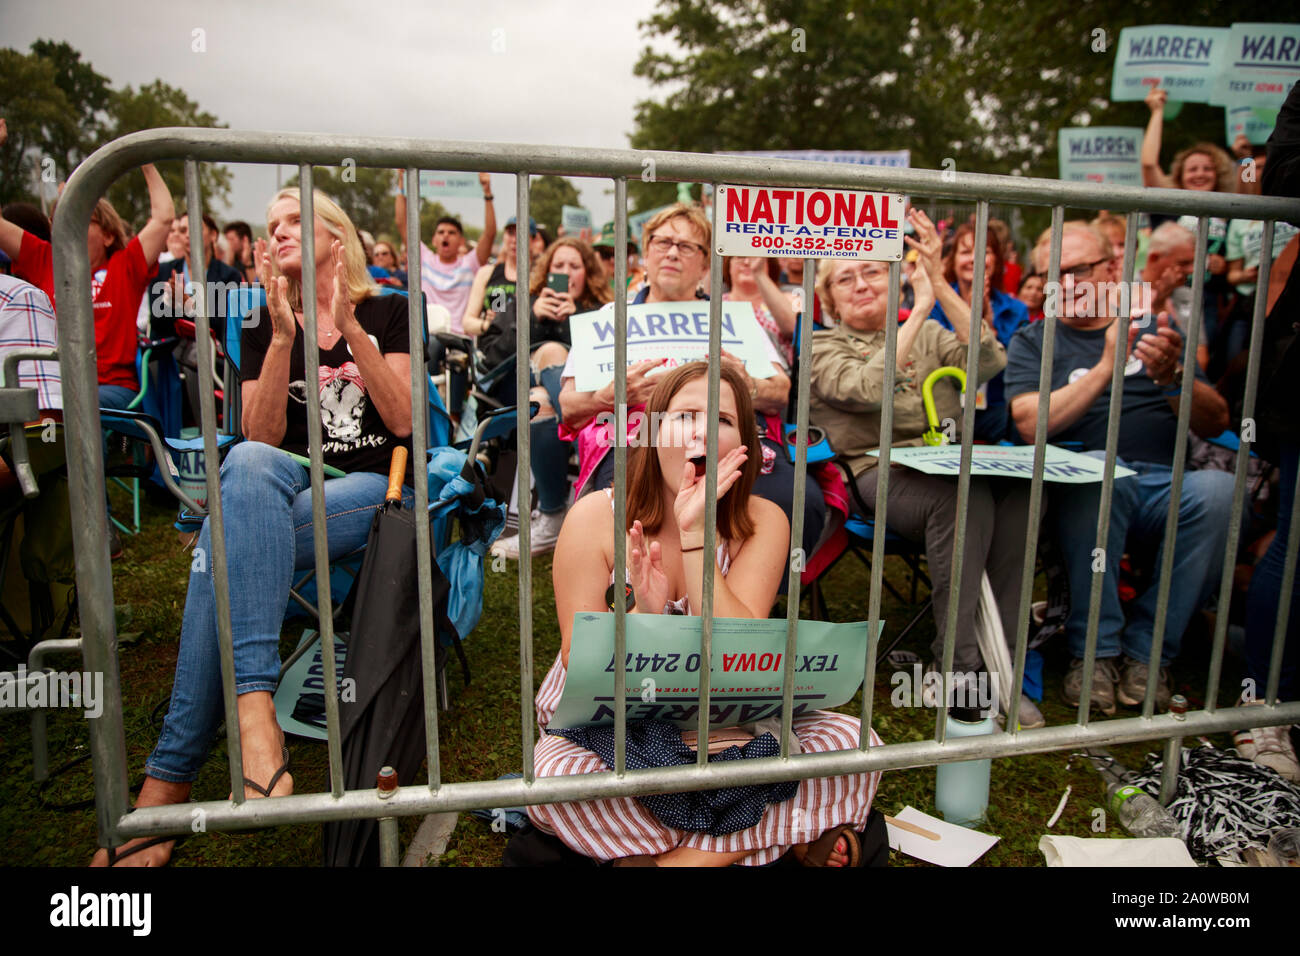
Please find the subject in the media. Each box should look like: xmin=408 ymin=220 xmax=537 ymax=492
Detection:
xmin=234 ymin=690 xmax=293 ymax=799
xmin=652 ymin=845 xmax=755 ymax=867
xmin=89 ymin=777 xmax=192 ymax=867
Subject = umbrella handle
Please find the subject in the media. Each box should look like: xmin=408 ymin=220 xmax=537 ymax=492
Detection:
xmin=921 ymin=366 xmax=967 ymax=446
xmin=387 ymin=446 xmax=409 ymax=502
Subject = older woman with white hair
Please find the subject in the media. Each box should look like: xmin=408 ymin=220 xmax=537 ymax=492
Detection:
xmin=92 ymin=188 xmax=415 ymax=866
xmin=808 ymin=209 xmax=1039 ymax=723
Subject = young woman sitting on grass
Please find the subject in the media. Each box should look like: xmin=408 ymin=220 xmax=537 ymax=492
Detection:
xmin=530 ymin=361 xmax=882 ymax=866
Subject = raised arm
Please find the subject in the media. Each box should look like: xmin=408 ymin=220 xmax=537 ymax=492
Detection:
xmin=135 ymin=164 xmax=175 ymax=266
xmin=1141 ymin=87 xmax=1176 ymax=189
xmin=751 ymin=261 xmax=797 ymax=336
xmin=475 ymin=173 xmax=496 ymax=267
xmin=461 ymin=263 xmax=495 ymax=335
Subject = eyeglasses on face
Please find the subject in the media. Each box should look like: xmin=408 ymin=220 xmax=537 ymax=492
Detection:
xmin=646 ymin=235 xmax=707 ymax=260
xmin=831 ymin=264 xmax=889 ymax=290
xmin=1061 ymin=256 xmax=1112 ymax=282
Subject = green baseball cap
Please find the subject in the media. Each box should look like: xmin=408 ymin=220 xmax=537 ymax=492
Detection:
xmin=594 ymin=220 xmax=639 ymax=254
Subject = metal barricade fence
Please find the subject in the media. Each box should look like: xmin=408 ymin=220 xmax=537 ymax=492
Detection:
xmin=39 ymin=128 xmax=1300 ymax=861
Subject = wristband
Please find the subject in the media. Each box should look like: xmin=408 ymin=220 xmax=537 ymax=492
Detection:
xmin=483 ymin=194 xmax=494 ymax=201
xmin=679 ymin=533 xmax=704 ymax=551
xmin=1160 ymin=364 xmax=1184 ymax=396
xmin=680 ymin=545 xmax=705 ymax=554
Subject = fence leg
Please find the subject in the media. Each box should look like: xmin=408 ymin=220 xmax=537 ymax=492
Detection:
xmin=1159 ymin=735 xmax=1181 ymax=806
xmin=379 ymin=817 xmax=400 ymax=867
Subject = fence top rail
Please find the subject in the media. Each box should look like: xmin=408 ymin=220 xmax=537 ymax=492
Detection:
xmin=54 ymin=127 xmax=1300 ymax=237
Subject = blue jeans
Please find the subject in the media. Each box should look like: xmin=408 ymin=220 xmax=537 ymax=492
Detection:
xmin=491 ymin=358 xmax=571 ymax=516
xmin=146 ymin=441 xmax=411 ymax=782
xmin=1053 ymin=452 xmax=1235 ymax=665
xmin=1246 ymin=443 xmax=1298 ymax=700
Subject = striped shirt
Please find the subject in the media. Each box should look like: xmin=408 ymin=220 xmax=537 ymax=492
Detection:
xmin=0 ymin=274 xmax=61 ymax=412
xmin=530 ymin=505 xmax=879 ymax=863
xmin=417 ymin=245 xmax=480 ymax=332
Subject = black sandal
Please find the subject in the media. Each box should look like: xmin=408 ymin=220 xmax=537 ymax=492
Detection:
xmin=104 ymin=834 xmax=181 ymax=867
xmin=242 ymin=743 xmax=291 ymax=797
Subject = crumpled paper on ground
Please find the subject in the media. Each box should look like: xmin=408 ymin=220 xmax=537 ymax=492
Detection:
xmin=1038 ymin=835 xmax=1196 ymax=867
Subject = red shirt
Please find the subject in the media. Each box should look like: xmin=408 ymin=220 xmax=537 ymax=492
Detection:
xmin=15 ymin=231 xmax=148 ymax=391
xmin=1001 ymin=260 xmax=1023 ymax=297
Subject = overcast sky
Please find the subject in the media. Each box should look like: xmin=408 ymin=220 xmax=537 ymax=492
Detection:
xmin=2 ymin=0 xmax=664 ymax=232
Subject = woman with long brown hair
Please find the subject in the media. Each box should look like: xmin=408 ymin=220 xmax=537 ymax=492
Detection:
xmin=530 ymin=361 xmax=881 ymax=866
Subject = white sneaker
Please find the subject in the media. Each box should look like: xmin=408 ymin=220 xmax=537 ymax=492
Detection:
xmin=490 ymin=509 xmax=566 ymax=559
xmin=1234 ymin=701 xmax=1300 ymax=782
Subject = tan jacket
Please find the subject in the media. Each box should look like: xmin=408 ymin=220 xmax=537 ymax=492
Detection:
xmin=809 ymin=318 xmax=1006 ymax=476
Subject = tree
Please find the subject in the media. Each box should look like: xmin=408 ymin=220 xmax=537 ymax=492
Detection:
xmin=102 ymin=80 xmax=232 ymax=228
xmin=629 ymin=0 xmax=1281 ymax=224
xmin=528 ymin=175 xmax=581 ymax=235
xmin=0 ymin=48 xmax=78 ymax=206
xmin=30 ymin=39 xmax=112 ymax=184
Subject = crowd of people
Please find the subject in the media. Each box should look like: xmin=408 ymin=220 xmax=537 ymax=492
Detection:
xmin=0 ymin=83 xmax=1297 ymax=868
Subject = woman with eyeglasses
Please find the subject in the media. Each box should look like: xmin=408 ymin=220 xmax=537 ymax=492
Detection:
xmin=808 ymin=209 xmax=1042 ymax=727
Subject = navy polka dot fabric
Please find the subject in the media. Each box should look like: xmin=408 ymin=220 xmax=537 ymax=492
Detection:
xmin=549 ymin=720 xmax=798 ymax=836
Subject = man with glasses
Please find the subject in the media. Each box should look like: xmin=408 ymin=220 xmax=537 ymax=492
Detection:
xmin=559 ymin=203 xmax=828 ymax=575
xmin=1004 ymin=222 xmax=1232 ymax=715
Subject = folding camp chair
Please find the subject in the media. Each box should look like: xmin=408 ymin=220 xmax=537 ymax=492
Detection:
xmin=803 ymin=458 xmax=934 ymax=662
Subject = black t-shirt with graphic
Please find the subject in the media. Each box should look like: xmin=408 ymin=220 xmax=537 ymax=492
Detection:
xmin=1003 ymin=318 xmax=1208 ymax=467
xmin=242 ymin=293 xmax=412 ymax=478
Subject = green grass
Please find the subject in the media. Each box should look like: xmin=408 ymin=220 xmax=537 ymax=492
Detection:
xmin=0 ymin=489 xmax=1249 ymax=866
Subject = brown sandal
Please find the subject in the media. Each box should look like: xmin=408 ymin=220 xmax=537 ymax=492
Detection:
xmin=800 ymin=824 xmax=861 ymax=867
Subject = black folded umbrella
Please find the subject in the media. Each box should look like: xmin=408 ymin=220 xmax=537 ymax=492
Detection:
xmin=322 ymin=446 xmax=458 ymax=867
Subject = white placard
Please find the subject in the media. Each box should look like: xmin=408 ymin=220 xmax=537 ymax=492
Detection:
xmin=567 ymin=300 xmax=776 ymax=392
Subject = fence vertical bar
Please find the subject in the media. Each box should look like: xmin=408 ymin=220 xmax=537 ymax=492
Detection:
xmin=1158 ymin=735 xmax=1182 ymax=806
xmin=1077 ymin=212 xmax=1137 ymax=727
xmin=1142 ymin=216 xmax=1207 ymax=719
xmin=697 ymin=227 xmax=723 ymax=766
xmin=860 ymin=261 xmax=902 ymax=746
xmin=1269 ymin=467 xmax=1300 ymax=706
xmin=778 ymin=264 xmax=813 ymax=757
xmin=185 ymin=160 xmax=247 ymax=802
xmin=1205 ymin=221 xmax=1274 ymax=712
xmin=296 ymin=168 xmax=346 ymax=796
xmin=613 ymin=177 xmax=629 ymax=775
xmin=516 ymin=171 xmax=536 ymax=783
xmin=405 ymin=167 xmax=440 ymax=787
xmin=937 ymin=200 xmax=988 ymax=744
xmin=378 ymin=816 xmax=400 ymax=866
xmin=1006 ymin=206 xmax=1071 ymax=733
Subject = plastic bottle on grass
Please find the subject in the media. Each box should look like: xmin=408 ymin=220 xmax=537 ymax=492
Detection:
xmin=1088 ymin=750 xmax=1183 ymax=839
xmin=936 ymin=704 xmax=993 ymax=828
